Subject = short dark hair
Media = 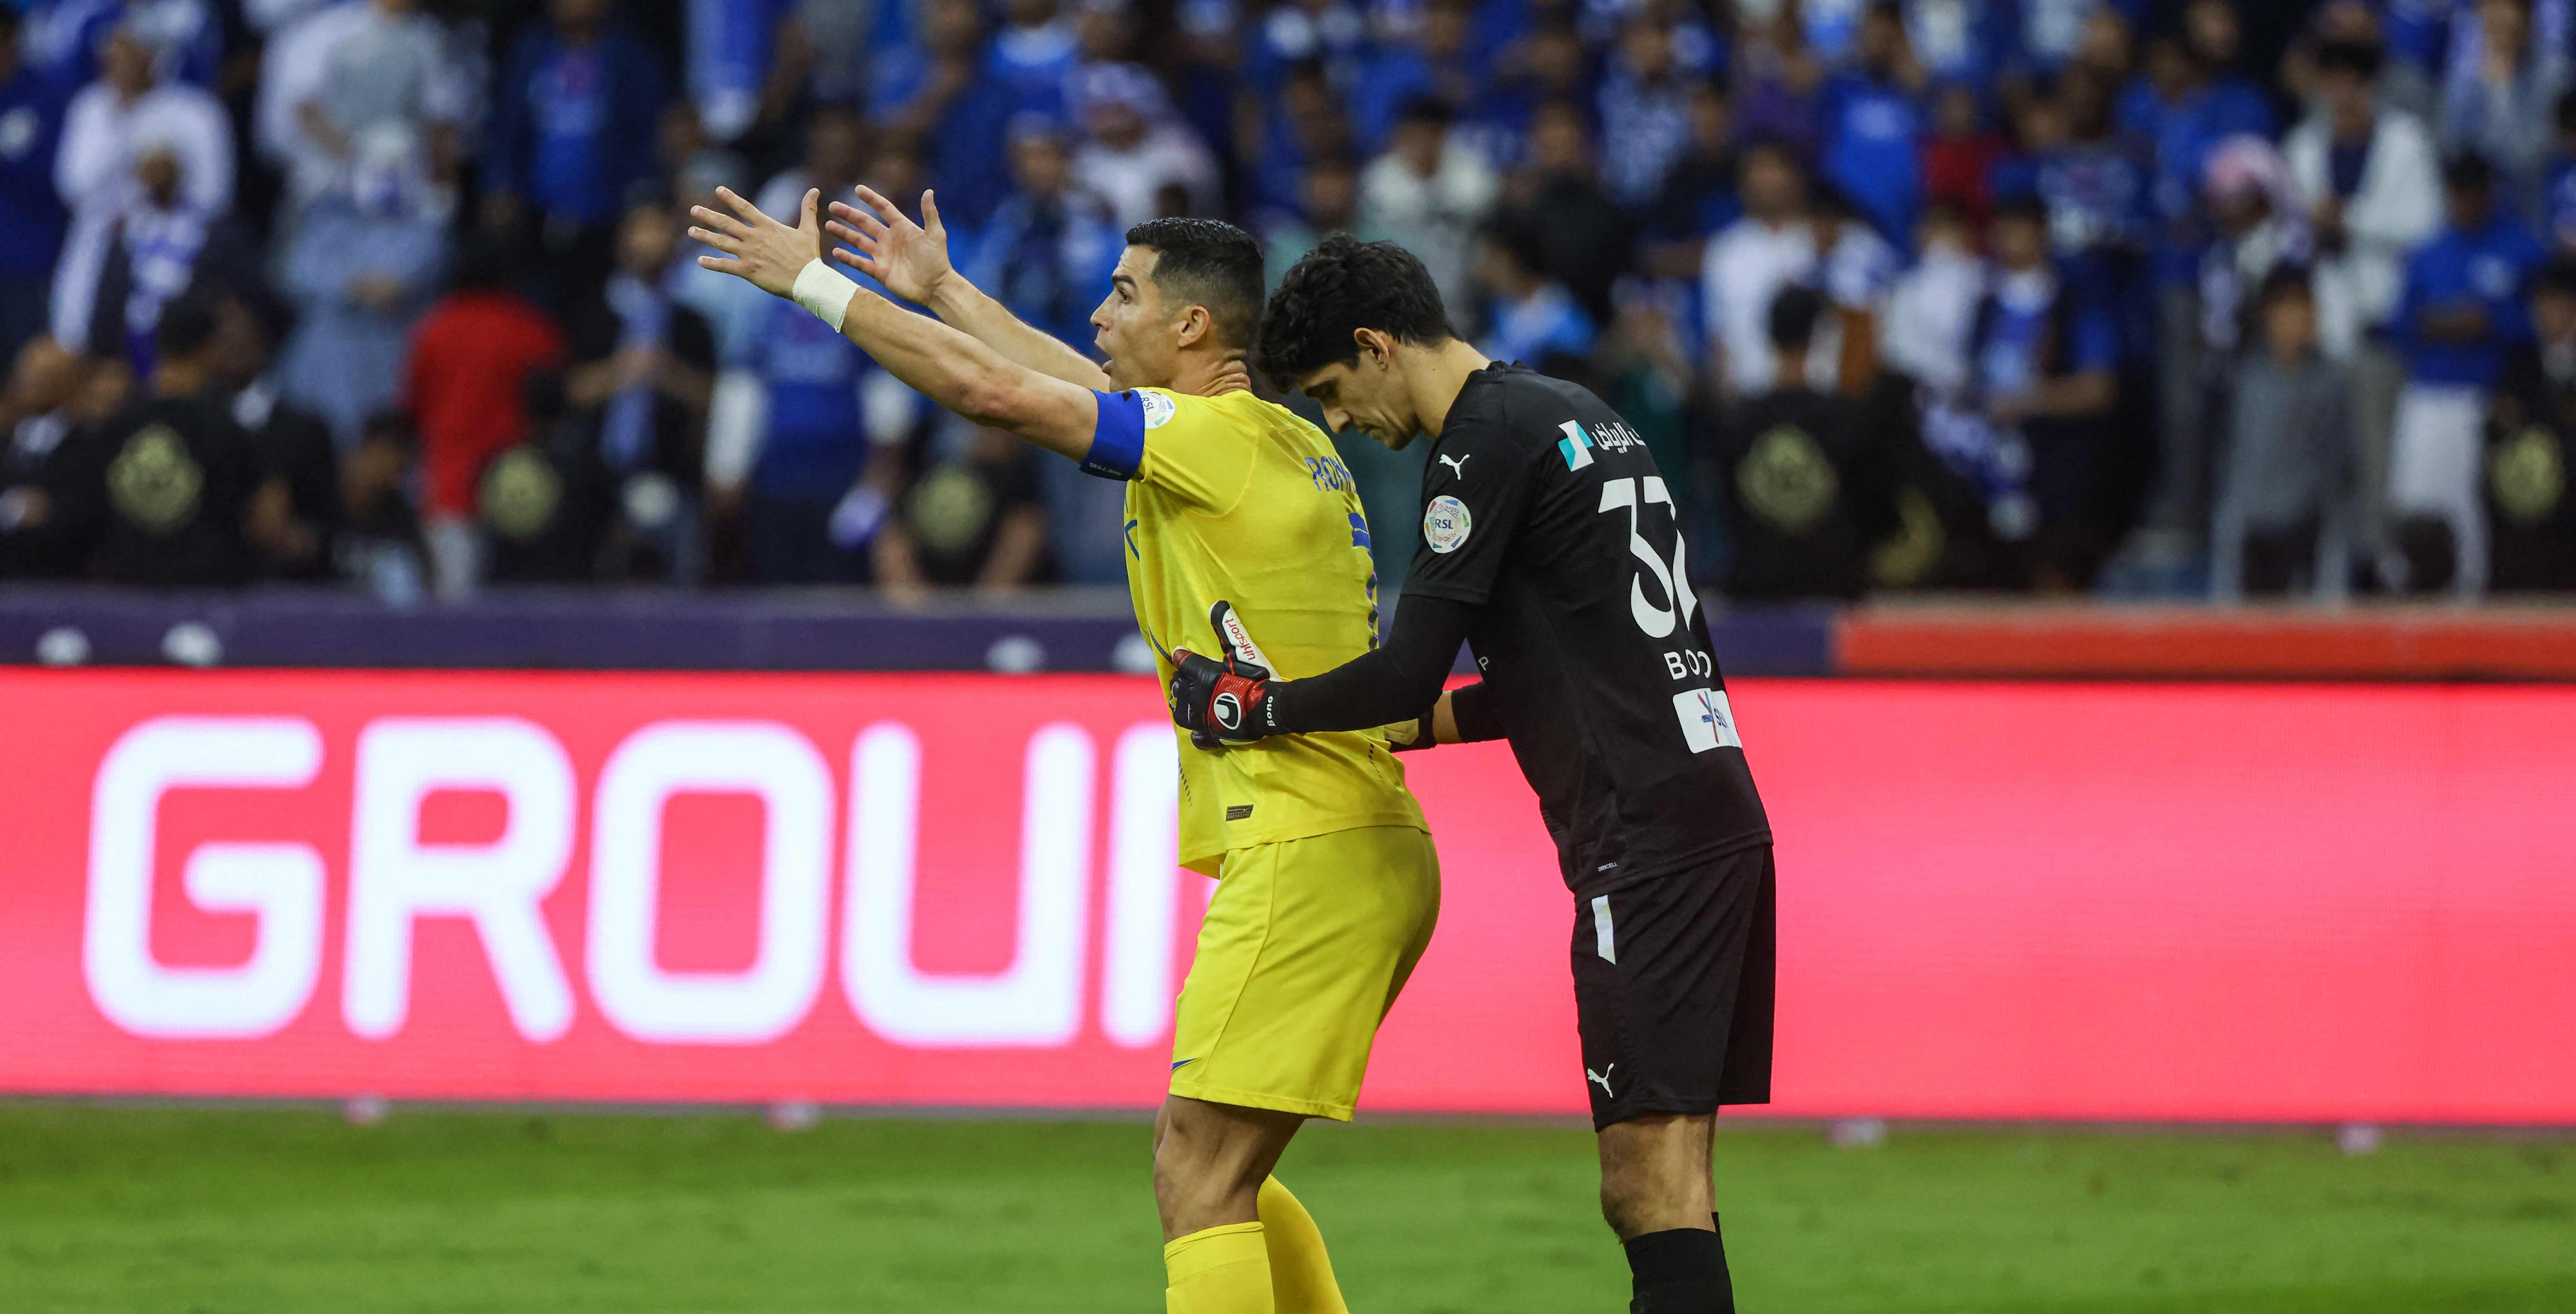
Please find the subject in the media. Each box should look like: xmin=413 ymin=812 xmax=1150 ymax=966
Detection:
xmin=1394 ymin=95 xmax=1455 ymax=130
xmin=1766 ymin=285 xmax=1824 ymax=353
xmin=2535 ymin=259 xmax=2576 ymax=300
xmin=1255 ymin=234 xmax=1456 ymax=388
xmin=1737 ymin=133 xmax=1805 ymax=175
xmin=2314 ymin=39 xmax=2384 ymax=82
xmin=2257 ymin=265 xmax=2314 ymax=306
xmin=2442 ymin=151 xmax=2496 ymax=195
xmin=1992 ymin=191 xmax=2051 ymax=229
xmin=1125 ymin=217 xmax=1264 ymax=350
xmin=155 ymin=287 xmax=225 ymax=360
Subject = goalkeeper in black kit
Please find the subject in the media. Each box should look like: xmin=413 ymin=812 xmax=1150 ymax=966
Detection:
xmin=1168 ymin=236 xmax=1774 ymax=1314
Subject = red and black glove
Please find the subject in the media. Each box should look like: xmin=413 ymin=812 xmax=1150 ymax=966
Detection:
xmin=1170 ymin=648 xmax=1279 ymax=747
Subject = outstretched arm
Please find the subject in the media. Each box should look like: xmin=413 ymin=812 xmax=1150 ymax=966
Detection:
xmin=826 ymin=186 xmax=1115 ymax=392
xmin=1171 ymin=595 xmax=1507 ymax=748
xmin=691 ymin=186 xmax=1099 ymax=461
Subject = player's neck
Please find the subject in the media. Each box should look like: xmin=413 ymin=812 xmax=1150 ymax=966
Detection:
xmin=1406 ymin=338 xmax=1493 ymax=437
xmin=1165 ymin=350 xmax=1254 ymax=399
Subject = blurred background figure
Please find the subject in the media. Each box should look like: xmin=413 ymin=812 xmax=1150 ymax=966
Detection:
xmin=564 ymin=193 xmax=716 ymax=586
xmin=483 ymin=0 xmax=669 ymax=311
xmin=1711 ymin=285 xmax=1900 ymax=601
xmin=2211 ymin=268 xmax=2351 ymax=600
xmin=2386 ymin=152 xmax=2546 ymax=594
xmin=1358 ymin=96 xmax=1496 ymax=329
xmin=402 ymin=238 xmax=568 ymax=600
xmin=0 ymin=4 xmax=73 ymax=367
xmin=873 ymin=418 xmax=1051 ymax=599
xmin=35 ymin=288 xmax=291 ymax=587
xmin=1068 ymin=61 xmax=1217 ymax=228
xmin=255 ymin=0 xmax=467 ymax=218
xmin=274 ymin=127 xmax=448 ymax=448
xmin=0 ymin=0 xmax=2554 ymax=607
xmin=2485 ymin=259 xmax=2576 ymax=590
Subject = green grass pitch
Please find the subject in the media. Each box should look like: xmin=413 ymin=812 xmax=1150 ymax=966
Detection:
xmin=0 ymin=1103 xmax=2570 ymax=1312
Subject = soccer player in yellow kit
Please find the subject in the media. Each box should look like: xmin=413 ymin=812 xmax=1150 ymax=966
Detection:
xmin=689 ymin=183 xmax=1438 ymax=1314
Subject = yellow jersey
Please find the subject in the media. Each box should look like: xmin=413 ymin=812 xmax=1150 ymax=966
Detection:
xmin=1096 ymin=385 xmax=1428 ymax=875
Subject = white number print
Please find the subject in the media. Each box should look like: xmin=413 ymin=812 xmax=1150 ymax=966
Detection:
xmin=1596 ymin=476 xmax=1697 ymax=638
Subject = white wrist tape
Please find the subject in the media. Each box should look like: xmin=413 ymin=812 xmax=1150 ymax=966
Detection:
xmin=791 ymin=258 xmax=856 ymax=333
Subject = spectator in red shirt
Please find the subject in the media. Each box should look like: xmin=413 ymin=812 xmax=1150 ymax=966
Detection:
xmin=1921 ymin=82 xmax=2005 ymax=233
xmin=402 ymin=238 xmax=565 ymax=598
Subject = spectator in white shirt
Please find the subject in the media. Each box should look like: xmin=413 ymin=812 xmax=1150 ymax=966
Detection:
xmin=55 ymin=26 xmax=230 ymax=222
xmin=1881 ymin=203 xmax=1987 ymax=397
xmin=1357 ymin=96 xmax=1498 ymax=331
xmin=51 ymin=26 xmax=230 ymax=347
xmin=2286 ymin=37 xmax=2443 ymax=558
xmin=1067 ymin=62 xmax=1217 ymax=228
xmin=256 ymin=0 xmax=469 ymax=214
xmin=1703 ymin=137 xmax=1901 ymax=400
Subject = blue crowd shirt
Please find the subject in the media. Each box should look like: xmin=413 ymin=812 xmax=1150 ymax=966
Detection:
xmin=687 ymin=0 xmax=793 ymax=140
xmin=2395 ymin=213 xmax=2549 ymax=388
xmin=0 ymin=59 xmax=71 ymax=282
xmin=2383 ymin=0 xmax=2451 ymax=71
xmin=489 ymin=26 xmax=667 ymax=228
xmin=2547 ymin=154 xmax=2576 ymax=250
xmin=1908 ymin=0 xmax=2013 ymax=86
xmin=2035 ymin=140 xmax=2153 ymax=257
xmin=1479 ymin=284 xmax=1597 ymax=366
xmin=2120 ymin=74 xmax=2276 ymax=286
xmin=1974 ymin=269 xmax=2119 ymax=403
xmin=1820 ymin=71 xmax=1925 ymax=246
xmin=751 ymin=299 xmax=871 ymax=500
xmin=529 ymin=47 xmax=609 ymax=221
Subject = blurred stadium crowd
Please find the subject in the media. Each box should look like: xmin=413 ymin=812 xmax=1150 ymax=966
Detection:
xmin=1 ymin=0 xmax=2574 ymax=602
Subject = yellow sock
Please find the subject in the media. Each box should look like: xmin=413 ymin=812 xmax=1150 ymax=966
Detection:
xmin=1165 ymin=1222 xmax=1274 ymax=1314
xmin=1257 ymin=1177 xmax=1350 ymax=1314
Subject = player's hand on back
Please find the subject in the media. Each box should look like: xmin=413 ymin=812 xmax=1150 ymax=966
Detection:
xmin=826 ymin=186 xmax=953 ymax=307
xmin=689 ymin=186 xmax=824 ymax=300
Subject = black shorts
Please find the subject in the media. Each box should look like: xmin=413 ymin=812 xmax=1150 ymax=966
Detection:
xmin=1570 ymin=844 xmax=1775 ymax=1131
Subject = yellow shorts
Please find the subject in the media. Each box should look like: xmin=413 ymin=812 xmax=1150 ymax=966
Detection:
xmin=1169 ymin=824 xmax=1441 ymax=1121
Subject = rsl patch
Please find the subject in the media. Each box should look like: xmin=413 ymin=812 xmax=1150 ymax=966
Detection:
xmin=2490 ymin=427 xmax=2566 ymax=526
xmin=108 ymin=424 xmax=203 ymax=534
xmin=1422 ymin=494 xmax=1472 ymax=553
xmin=1140 ymin=391 xmax=1178 ymax=429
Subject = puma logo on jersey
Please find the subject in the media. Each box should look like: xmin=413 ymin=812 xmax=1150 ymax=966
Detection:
xmin=1587 ymin=1064 xmax=1617 ymax=1097
xmin=1438 ymin=453 xmax=1472 ymax=479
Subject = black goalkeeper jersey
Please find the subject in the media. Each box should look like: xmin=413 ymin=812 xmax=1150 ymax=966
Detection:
xmin=1401 ymin=364 xmax=1770 ymax=892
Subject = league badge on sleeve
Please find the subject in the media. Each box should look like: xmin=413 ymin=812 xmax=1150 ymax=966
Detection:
xmin=1140 ymin=391 xmax=1178 ymax=428
xmin=1672 ymin=688 xmax=1743 ymax=753
xmin=1423 ymin=495 xmax=1473 ymax=553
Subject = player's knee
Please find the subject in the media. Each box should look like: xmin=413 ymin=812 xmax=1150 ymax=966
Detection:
xmin=1597 ymin=1164 xmax=1655 ymax=1239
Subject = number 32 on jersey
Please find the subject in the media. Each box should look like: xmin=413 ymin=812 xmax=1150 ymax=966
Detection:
xmin=1594 ymin=470 xmax=1738 ymax=754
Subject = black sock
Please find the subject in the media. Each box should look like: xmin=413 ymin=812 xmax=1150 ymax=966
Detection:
xmin=1623 ymin=1222 xmax=1735 ymax=1314
xmin=1711 ymin=1213 xmax=1734 ymax=1300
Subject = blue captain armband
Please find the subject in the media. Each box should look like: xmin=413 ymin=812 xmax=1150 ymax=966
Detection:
xmin=1081 ymin=389 xmax=1146 ymax=480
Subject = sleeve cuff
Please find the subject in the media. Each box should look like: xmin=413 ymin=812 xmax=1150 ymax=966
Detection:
xmin=1082 ymin=389 xmax=1146 ymax=481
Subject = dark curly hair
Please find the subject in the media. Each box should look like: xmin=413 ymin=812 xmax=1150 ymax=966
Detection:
xmin=1126 ymin=217 xmax=1265 ymax=350
xmin=1254 ymin=234 xmax=1456 ymax=389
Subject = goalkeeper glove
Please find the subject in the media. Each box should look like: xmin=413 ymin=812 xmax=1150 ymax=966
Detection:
xmin=1170 ymin=648 xmax=1279 ymax=747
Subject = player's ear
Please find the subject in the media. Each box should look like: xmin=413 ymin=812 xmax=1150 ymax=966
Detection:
xmin=1174 ymin=303 xmax=1212 ymax=350
xmin=1353 ymin=327 xmax=1394 ymax=370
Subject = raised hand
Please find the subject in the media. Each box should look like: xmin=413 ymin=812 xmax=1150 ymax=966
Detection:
xmin=689 ymin=186 xmax=825 ymax=300
xmin=826 ymin=186 xmax=953 ymax=306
